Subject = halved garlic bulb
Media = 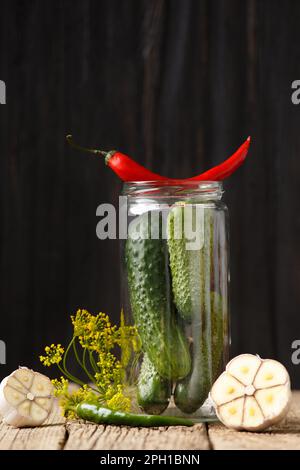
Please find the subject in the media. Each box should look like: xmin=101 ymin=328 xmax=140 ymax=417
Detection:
xmin=210 ymin=354 xmax=291 ymax=431
xmin=0 ymin=367 xmax=53 ymax=427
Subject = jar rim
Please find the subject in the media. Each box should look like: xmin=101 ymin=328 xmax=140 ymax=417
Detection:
xmin=122 ymin=181 xmax=223 ymax=199
xmin=123 ymin=180 xmax=222 ymax=188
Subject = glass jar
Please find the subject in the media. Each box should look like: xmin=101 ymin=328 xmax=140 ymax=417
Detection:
xmin=121 ymin=181 xmax=229 ymax=421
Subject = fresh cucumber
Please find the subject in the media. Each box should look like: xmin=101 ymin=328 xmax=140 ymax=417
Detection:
xmin=125 ymin=210 xmax=191 ymax=380
xmin=137 ymin=354 xmax=172 ymax=415
xmin=167 ymin=203 xmax=205 ymax=322
xmin=169 ymin=207 xmax=225 ymax=413
xmin=174 ymin=291 xmax=224 ymax=413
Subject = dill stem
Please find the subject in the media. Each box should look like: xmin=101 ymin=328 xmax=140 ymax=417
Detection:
xmin=60 ymin=337 xmax=87 ymax=386
xmin=57 ymin=363 xmax=85 ymax=387
xmin=89 ymin=350 xmax=99 ymax=373
xmin=83 ymin=347 xmax=96 ymax=383
xmin=72 ymin=340 xmax=99 ymax=390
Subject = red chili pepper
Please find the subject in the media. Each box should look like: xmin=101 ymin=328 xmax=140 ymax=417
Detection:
xmin=187 ymin=137 xmax=251 ymax=181
xmin=67 ymin=135 xmax=250 ymax=182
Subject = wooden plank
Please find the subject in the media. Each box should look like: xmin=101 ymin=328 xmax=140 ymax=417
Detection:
xmin=208 ymin=391 xmax=300 ymax=450
xmin=0 ymin=405 xmax=66 ymax=450
xmin=64 ymin=422 xmax=210 ymax=451
xmin=1 ymin=392 xmax=300 ymax=450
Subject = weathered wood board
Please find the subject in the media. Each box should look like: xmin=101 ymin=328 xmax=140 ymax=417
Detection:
xmin=1 ymin=392 xmax=300 ymax=450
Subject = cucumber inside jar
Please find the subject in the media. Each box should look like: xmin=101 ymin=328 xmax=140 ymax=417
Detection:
xmin=125 ymin=205 xmax=226 ymax=416
xmin=174 ymin=291 xmax=224 ymax=414
xmin=168 ymin=204 xmax=226 ymax=414
xmin=125 ymin=210 xmax=191 ymax=382
xmin=137 ymin=353 xmax=172 ymax=415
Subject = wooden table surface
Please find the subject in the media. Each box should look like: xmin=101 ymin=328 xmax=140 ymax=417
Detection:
xmin=1 ymin=392 xmax=300 ymax=450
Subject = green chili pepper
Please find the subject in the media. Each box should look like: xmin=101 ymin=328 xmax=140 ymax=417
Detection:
xmin=76 ymin=402 xmax=194 ymax=427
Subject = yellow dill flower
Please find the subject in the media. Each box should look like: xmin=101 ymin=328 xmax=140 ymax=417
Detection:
xmin=71 ymin=309 xmax=91 ymax=334
xmin=119 ymin=309 xmax=141 ymax=367
xmin=53 ymin=380 xmax=99 ymax=418
xmin=95 ymin=351 xmax=124 ymax=391
xmin=95 ymin=312 xmax=118 ymax=351
xmin=52 ymin=377 xmax=69 ymax=397
xmin=40 ymin=344 xmax=64 ymax=366
xmin=106 ymin=388 xmax=131 ymax=412
xmin=71 ymin=309 xmax=94 ymax=348
xmin=71 ymin=310 xmax=118 ymax=351
xmin=104 ymin=384 xmax=117 ymax=400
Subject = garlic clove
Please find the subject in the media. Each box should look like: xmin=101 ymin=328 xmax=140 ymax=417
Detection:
xmin=4 ymin=376 xmax=28 ymax=395
xmin=35 ymin=397 xmax=53 ymax=412
xmin=210 ymin=372 xmax=245 ymax=406
xmin=243 ymin=396 xmax=265 ymax=430
xmin=218 ymin=397 xmax=245 ymax=429
xmin=226 ymin=354 xmax=261 ymax=386
xmin=31 ymin=373 xmax=53 ymax=397
xmin=13 ymin=368 xmax=34 ymax=389
xmin=31 ymin=402 xmax=49 ymax=422
xmin=255 ymin=384 xmax=291 ymax=421
xmin=18 ymin=400 xmax=32 ymax=417
xmin=253 ymin=359 xmax=289 ymax=389
xmin=3 ymin=385 xmax=25 ymax=407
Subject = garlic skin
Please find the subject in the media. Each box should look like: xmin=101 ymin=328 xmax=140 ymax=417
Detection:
xmin=210 ymin=354 xmax=291 ymax=432
xmin=0 ymin=367 xmax=53 ymax=428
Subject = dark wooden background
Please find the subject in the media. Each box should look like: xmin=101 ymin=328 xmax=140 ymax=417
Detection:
xmin=1 ymin=0 xmax=300 ymax=386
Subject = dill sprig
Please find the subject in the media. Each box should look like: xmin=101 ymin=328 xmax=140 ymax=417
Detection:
xmin=40 ymin=309 xmax=141 ymax=418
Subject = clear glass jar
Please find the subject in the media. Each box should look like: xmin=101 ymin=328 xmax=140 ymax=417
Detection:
xmin=121 ymin=181 xmax=229 ymax=421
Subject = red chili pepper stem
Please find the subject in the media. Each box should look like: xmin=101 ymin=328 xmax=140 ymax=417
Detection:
xmin=66 ymin=135 xmax=115 ymax=165
xmin=67 ymin=135 xmax=167 ymax=181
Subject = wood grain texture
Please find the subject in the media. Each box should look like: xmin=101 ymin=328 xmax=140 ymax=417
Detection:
xmin=1 ymin=0 xmax=300 ymax=387
xmin=1 ymin=392 xmax=300 ymax=450
xmin=0 ymin=405 xmax=65 ymax=450
xmin=65 ymin=422 xmax=209 ymax=450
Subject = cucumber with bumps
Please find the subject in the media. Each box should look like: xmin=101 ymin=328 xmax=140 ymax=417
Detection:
xmin=167 ymin=205 xmax=225 ymax=413
xmin=137 ymin=354 xmax=172 ymax=415
xmin=174 ymin=291 xmax=224 ymax=413
xmin=125 ymin=210 xmax=191 ymax=380
xmin=167 ymin=203 xmax=205 ymax=322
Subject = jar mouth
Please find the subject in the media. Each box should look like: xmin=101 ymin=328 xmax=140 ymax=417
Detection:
xmin=123 ymin=181 xmax=223 ymax=199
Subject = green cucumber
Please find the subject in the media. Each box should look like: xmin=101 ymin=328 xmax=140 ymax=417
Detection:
xmin=168 ymin=207 xmax=225 ymax=413
xmin=125 ymin=210 xmax=191 ymax=380
xmin=167 ymin=203 xmax=205 ymax=322
xmin=174 ymin=291 xmax=224 ymax=413
xmin=137 ymin=354 xmax=172 ymax=415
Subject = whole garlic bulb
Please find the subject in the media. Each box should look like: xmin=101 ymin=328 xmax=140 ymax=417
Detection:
xmin=0 ymin=367 xmax=53 ymax=427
